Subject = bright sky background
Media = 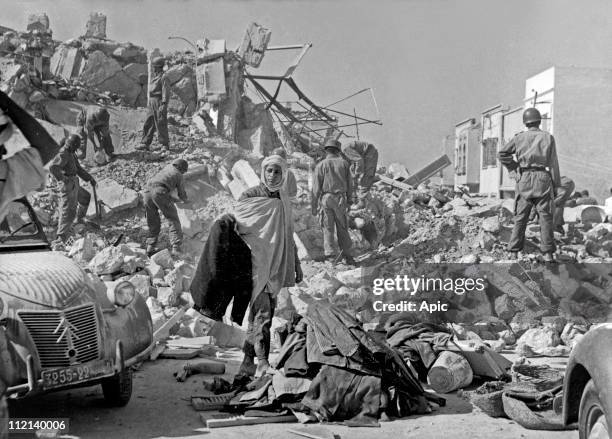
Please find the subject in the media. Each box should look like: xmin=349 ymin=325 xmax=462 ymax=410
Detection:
xmin=2 ymin=0 xmax=612 ymax=170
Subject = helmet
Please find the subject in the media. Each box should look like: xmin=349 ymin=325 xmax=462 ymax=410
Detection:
xmin=523 ymin=108 xmax=542 ymax=125
xmin=172 ymin=158 xmax=188 ymax=173
xmin=323 ymin=138 xmax=341 ymax=150
xmin=65 ymin=133 xmax=81 ymax=150
xmin=152 ymin=57 xmax=165 ymax=68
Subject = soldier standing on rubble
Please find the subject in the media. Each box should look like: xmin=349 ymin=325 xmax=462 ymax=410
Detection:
xmin=77 ymin=107 xmax=116 ymax=160
xmin=143 ymin=158 xmax=189 ymax=256
xmin=49 ymin=134 xmax=97 ymax=244
xmin=342 ymin=140 xmax=379 ymax=199
xmin=498 ymin=108 xmax=561 ymax=262
xmin=137 ymin=57 xmax=170 ymax=151
xmin=313 ymin=138 xmax=356 ymax=265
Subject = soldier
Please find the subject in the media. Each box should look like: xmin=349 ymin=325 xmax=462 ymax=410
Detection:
xmin=498 ymin=108 xmax=560 ymax=262
xmin=49 ymin=134 xmax=96 ymax=243
xmin=312 ymin=138 xmax=355 ymax=265
xmin=342 ymin=140 xmax=379 ymax=198
xmin=137 ymin=57 xmax=170 ymax=151
xmin=77 ymin=107 xmax=115 ymax=160
xmin=144 ymin=158 xmax=189 ymax=256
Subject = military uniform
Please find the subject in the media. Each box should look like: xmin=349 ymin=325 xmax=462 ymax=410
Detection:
xmin=144 ymin=164 xmax=188 ymax=249
xmin=79 ymin=107 xmax=114 ymax=157
xmin=141 ymin=72 xmax=170 ymax=149
xmin=49 ymin=144 xmax=94 ymax=240
xmin=313 ymin=154 xmax=354 ymax=258
xmin=342 ymin=140 xmax=379 ymax=195
xmin=498 ymin=127 xmax=561 ymax=253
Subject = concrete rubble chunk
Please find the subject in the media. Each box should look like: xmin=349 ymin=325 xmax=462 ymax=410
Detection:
xmin=481 ymin=216 xmax=500 ymax=234
xmin=157 ymin=286 xmax=178 ymax=307
xmin=516 ymin=327 xmax=560 ymax=354
xmin=68 ymin=237 xmax=95 ymax=263
xmin=145 ymin=262 xmax=165 ymax=279
xmin=151 ymin=249 xmax=174 ymax=269
xmin=388 ymin=163 xmax=410 ymax=180
xmin=88 ymin=245 xmax=134 ymax=275
xmin=305 ymin=272 xmax=343 ymax=298
xmin=85 ymin=12 xmax=107 ymax=39
xmin=27 ymin=13 xmax=50 ymax=32
xmin=237 ymin=22 xmax=271 ymax=68
xmin=127 ymin=274 xmax=151 ymax=298
xmin=86 ymin=178 xmax=140 ymax=218
xmin=334 ymin=266 xmax=379 ymax=289
xmin=79 ymin=50 xmax=122 ymax=86
xmin=176 ymin=207 xmax=204 ymax=238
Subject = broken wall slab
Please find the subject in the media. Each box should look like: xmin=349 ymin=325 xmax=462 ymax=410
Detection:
xmin=196 ymin=57 xmax=226 ymax=102
xmin=51 ymin=45 xmax=84 ymax=81
xmin=86 ymin=178 xmax=140 ymax=218
xmin=237 ymin=22 xmax=271 ymax=68
xmin=85 ymin=12 xmax=107 ymax=39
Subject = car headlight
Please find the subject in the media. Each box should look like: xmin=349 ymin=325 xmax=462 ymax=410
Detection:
xmin=111 ymin=281 xmax=136 ymax=307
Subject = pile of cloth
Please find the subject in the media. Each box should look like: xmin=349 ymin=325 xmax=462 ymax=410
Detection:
xmin=385 ymin=315 xmax=453 ymax=381
xmin=206 ymin=302 xmax=442 ymax=426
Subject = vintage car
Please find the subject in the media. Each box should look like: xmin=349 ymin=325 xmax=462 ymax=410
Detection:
xmin=0 ymin=197 xmax=153 ymax=406
xmin=563 ymin=323 xmax=612 ymax=439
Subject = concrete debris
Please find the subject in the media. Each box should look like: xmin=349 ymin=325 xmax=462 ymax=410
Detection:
xmin=150 ymin=249 xmax=174 ymax=269
xmin=516 ymin=327 xmax=560 ymax=355
xmin=237 ymin=22 xmax=272 ymax=68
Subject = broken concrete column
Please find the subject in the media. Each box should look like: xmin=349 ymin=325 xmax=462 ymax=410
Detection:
xmin=27 ymin=13 xmax=50 ymax=32
xmin=237 ymin=22 xmax=271 ymax=68
xmin=85 ymin=12 xmax=107 ymax=39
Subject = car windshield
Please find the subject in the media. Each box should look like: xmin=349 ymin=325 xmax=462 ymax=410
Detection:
xmin=0 ymin=199 xmax=44 ymax=245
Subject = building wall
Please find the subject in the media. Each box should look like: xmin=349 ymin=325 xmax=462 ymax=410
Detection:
xmin=454 ymin=119 xmax=481 ymax=191
xmin=441 ymin=134 xmax=455 ymax=187
xmin=553 ymin=66 xmax=612 ymax=202
xmin=500 ymin=107 xmax=524 ymax=196
xmin=480 ymin=106 xmax=503 ymax=195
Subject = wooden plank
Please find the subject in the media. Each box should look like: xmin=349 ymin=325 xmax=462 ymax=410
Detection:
xmin=202 ymin=413 xmax=297 ymax=428
xmin=149 ymin=343 xmax=166 ymax=361
xmin=166 ymin=336 xmax=216 ymax=349
xmin=159 ymin=348 xmax=201 ymax=360
xmin=377 ymin=175 xmax=414 ymax=191
xmin=153 ymin=306 xmax=188 ymax=343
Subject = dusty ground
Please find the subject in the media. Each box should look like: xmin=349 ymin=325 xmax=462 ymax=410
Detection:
xmin=9 ymin=351 xmax=578 ymax=439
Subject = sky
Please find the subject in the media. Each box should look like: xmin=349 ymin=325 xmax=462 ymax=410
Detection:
xmin=2 ymin=0 xmax=612 ymax=169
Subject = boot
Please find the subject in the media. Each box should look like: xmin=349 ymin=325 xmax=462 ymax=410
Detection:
xmin=75 ymin=203 xmax=88 ymax=224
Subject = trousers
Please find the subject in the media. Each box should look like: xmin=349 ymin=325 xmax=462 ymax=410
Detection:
xmin=57 ymin=176 xmax=91 ymax=239
xmin=507 ymin=170 xmax=555 ymax=253
xmin=144 ymin=186 xmax=182 ymax=247
xmin=320 ymin=193 xmax=353 ymax=257
xmin=243 ymin=291 xmax=276 ymax=361
xmin=141 ymin=97 xmax=169 ymax=147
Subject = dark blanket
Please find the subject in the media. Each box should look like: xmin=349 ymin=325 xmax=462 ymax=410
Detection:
xmin=189 ymin=214 xmax=252 ymax=323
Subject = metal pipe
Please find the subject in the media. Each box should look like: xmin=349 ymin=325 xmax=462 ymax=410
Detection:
xmin=266 ymin=44 xmax=309 ymax=51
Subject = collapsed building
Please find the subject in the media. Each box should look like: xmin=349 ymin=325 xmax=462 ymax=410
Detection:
xmin=2 ymin=11 xmax=612 ymax=432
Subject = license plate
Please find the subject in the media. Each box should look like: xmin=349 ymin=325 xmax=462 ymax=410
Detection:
xmin=41 ymin=360 xmax=114 ymax=390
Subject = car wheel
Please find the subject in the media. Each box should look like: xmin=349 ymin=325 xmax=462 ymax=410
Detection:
xmin=101 ymin=368 xmax=133 ymax=407
xmin=579 ymin=379 xmax=610 ymax=439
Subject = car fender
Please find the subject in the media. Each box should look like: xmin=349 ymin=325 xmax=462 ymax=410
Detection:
xmin=563 ymin=323 xmax=612 ymax=430
xmin=100 ymin=292 xmax=153 ymax=362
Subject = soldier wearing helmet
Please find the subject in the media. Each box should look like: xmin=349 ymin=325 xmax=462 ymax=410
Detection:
xmin=498 ymin=107 xmax=561 ymax=262
xmin=143 ymin=158 xmax=189 ymax=255
xmin=77 ymin=106 xmax=115 ymax=161
xmin=49 ymin=133 xmax=97 ymax=243
xmin=137 ymin=57 xmax=170 ymax=151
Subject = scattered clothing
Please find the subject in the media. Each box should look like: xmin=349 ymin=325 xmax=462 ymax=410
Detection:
xmin=190 ymin=214 xmax=252 ymax=323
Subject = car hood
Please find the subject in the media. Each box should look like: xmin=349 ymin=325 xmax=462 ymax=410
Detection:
xmin=0 ymin=252 xmax=89 ymax=308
